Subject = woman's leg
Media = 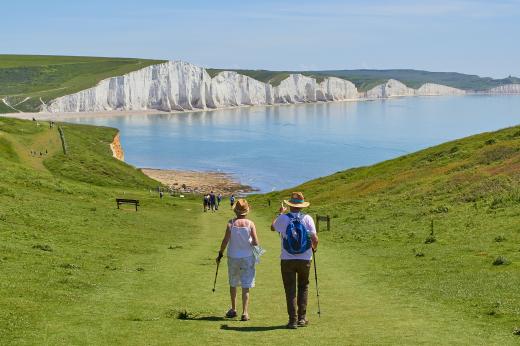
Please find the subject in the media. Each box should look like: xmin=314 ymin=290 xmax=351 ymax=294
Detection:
xmin=230 ymin=286 xmax=237 ymax=311
xmin=242 ymin=288 xmax=250 ymax=316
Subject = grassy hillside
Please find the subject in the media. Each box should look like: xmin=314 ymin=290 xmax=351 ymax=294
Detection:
xmin=2 ymin=116 xmax=520 ymax=344
xmin=208 ymin=67 xmax=520 ymax=91
xmin=254 ymin=125 xmax=520 ymax=341
xmin=0 ymin=55 xmax=165 ymax=113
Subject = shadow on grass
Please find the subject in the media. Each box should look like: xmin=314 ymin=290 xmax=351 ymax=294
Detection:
xmin=220 ymin=324 xmax=286 ymax=332
xmin=190 ymin=316 xmax=227 ymax=321
xmin=179 ymin=315 xmax=227 ymax=321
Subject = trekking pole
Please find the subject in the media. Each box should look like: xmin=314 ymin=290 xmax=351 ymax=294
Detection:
xmin=313 ymin=249 xmax=321 ymax=317
xmin=212 ymin=260 xmax=220 ymax=293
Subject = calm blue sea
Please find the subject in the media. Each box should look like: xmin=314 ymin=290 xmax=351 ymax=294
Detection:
xmin=67 ymin=95 xmax=520 ymax=192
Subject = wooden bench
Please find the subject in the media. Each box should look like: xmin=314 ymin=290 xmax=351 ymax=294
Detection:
xmin=116 ymin=198 xmax=140 ymax=211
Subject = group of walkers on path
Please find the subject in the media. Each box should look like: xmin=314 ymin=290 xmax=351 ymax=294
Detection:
xmin=203 ymin=192 xmax=224 ymax=212
xmin=216 ymin=191 xmax=319 ymax=329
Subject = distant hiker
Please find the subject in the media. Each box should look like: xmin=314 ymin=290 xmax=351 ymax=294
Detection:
xmin=216 ymin=199 xmax=259 ymax=321
xmin=203 ymin=194 xmax=210 ymax=212
xmin=209 ymin=191 xmax=217 ymax=212
xmin=159 ymin=191 xmax=164 ymax=199
xmin=230 ymin=194 xmax=236 ymax=208
xmin=271 ymin=192 xmax=318 ymax=329
xmin=217 ymin=193 xmax=222 ymax=209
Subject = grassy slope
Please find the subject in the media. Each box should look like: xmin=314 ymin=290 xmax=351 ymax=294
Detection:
xmin=0 ymin=55 xmax=165 ymax=113
xmin=1 ymin=117 xmax=520 ymax=344
xmin=253 ymin=125 xmax=520 ymax=341
xmin=208 ymin=68 xmax=520 ymax=91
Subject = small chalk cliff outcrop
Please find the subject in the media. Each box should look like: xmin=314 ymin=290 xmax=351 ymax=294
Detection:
xmin=364 ymin=79 xmax=415 ymax=99
xmin=44 ymin=61 xmax=515 ymax=114
xmin=486 ymin=84 xmax=520 ymax=94
xmin=416 ymin=83 xmax=466 ymax=96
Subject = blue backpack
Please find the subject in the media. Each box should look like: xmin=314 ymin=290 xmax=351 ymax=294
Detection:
xmin=283 ymin=213 xmax=311 ymax=254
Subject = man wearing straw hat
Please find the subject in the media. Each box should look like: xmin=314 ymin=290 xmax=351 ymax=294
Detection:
xmin=271 ymin=192 xmax=318 ymax=329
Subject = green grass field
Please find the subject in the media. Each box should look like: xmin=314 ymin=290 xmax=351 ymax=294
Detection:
xmin=1 ymin=116 xmax=520 ymax=344
xmin=0 ymin=55 xmax=165 ymax=113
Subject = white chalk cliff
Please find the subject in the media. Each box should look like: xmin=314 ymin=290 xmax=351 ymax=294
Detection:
xmin=45 ymin=61 xmax=500 ymax=114
xmin=415 ymin=83 xmax=466 ymax=96
xmin=487 ymin=84 xmax=520 ymax=94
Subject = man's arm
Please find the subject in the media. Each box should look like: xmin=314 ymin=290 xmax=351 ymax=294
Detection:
xmin=311 ymin=232 xmax=319 ymax=251
xmin=271 ymin=205 xmax=288 ymax=232
xmin=307 ymin=216 xmax=319 ymax=251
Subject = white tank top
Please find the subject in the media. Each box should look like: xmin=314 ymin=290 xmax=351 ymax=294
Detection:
xmin=227 ymin=219 xmax=253 ymax=258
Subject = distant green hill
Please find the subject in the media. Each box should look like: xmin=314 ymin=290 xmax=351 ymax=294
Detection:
xmin=209 ymin=68 xmax=520 ymax=91
xmin=0 ymin=55 xmax=165 ymax=113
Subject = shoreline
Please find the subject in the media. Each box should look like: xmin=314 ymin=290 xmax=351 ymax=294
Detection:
xmin=0 ymin=93 xmax=477 ymax=121
xmin=140 ymin=168 xmax=256 ymax=195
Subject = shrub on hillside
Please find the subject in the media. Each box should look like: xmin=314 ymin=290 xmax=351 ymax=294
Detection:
xmin=492 ymin=256 xmax=510 ymax=266
xmin=478 ymin=146 xmax=518 ymax=165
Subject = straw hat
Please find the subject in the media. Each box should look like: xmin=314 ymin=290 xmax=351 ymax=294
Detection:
xmin=233 ymin=199 xmax=250 ymax=216
xmin=284 ymin=192 xmax=310 ymax=208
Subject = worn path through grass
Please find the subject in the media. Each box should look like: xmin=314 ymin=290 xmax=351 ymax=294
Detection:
xmin=35 ymin=202 xmax=505 ymax=345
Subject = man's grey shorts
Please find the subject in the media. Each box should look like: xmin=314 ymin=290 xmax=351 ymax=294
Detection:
xmin=227 ymin=256 xmax=256 ymax=288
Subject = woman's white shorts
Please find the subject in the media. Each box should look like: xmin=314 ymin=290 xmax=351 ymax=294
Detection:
xmin=227 ymin=256 xmax=256 ymax=288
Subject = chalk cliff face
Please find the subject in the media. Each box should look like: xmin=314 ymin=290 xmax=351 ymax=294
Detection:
xmin=416 ymin=83 xmax=466 ymax=96
xmin=317 ymin=77 xmax=358 ymax=101
xmin=46 ymin=60 xmax=511 ymax=114
xmin=274 ymin=74 xmax=316 ymax=103
xmin=487 ymin=84 xmax=520 ymax=94
xmin=208 ymin=71 xmax=273 ymax=107
xmin=364 ymin=79 xmax=415 ymax=99
xmin=48 ymin=61 xmax=212 ymax=112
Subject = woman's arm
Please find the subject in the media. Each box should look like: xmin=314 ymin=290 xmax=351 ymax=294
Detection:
xmin=216 ymin=224 xmax=231 ymax=263
xmin=250 ymin=222 xmax=259 ymax=246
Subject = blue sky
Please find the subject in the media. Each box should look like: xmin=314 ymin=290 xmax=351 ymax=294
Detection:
xmin=1 ymin=0 xmax=519 ymax=78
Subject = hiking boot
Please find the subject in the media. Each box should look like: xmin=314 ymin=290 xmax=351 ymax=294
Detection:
xmin=225 ymin=309 xmax=237 ymax=318
xmin=297 ymin=319 xmax=309 ymax=327
xmin=286 ymin=321 xmax=298 ymax=329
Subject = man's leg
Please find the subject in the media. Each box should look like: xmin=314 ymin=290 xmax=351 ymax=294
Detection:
xmin=281 ymin=260 xmax=297 ymax=326
xmin=296 ymin=260 xmax=311 ymax=324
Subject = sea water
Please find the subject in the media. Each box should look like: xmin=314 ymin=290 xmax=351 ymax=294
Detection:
xmin=67 ymin=95 xmax=520 ymax=192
